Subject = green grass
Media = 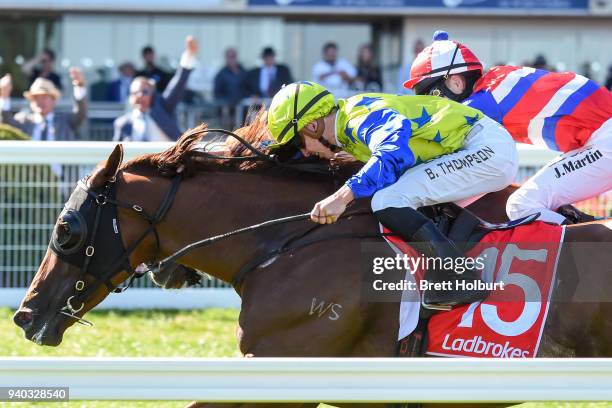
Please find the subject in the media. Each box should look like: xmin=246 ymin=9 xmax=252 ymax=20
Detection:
xmin=0 ymin=308 xmax=609 ymax=408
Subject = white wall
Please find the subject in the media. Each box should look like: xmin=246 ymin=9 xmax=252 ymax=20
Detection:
xmin=61 ymin=13 xmax=285 ymax=88
xmin=283 ymin=21 xmax=372 ymax=83
xmin=401 ymin=16 xmax=612 ymax=84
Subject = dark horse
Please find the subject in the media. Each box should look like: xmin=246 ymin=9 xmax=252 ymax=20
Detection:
xmin=13 ymin=115 xmax=612 ymax=408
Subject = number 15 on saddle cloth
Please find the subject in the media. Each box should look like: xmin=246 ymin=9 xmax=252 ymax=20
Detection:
xmin=386 ymin=221 xmax=564 ymax=358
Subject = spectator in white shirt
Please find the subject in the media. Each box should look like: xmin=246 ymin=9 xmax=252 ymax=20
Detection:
xmin=0 ymin=68 xmax=88 ymax=141
xmin=311 ymin=42 xmax=357 ymax=97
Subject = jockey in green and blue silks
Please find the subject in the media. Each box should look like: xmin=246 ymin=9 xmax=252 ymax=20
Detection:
xmin=334 ymin=93 xmax=483 ymax=198
xmin=267 ymin=81 xmax=518 ymax=309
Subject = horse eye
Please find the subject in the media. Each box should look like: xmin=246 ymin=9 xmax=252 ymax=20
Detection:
xmin=59 ymin=220 xmax=71 ymax=234
xmin=56 ymin=217 xmax=77 ymax=247
xmin=53 ymin=210 xmax=87 ymax=254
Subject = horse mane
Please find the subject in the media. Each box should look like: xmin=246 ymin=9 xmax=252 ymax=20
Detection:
xmin=225 ymin=108 xmax=276 ymax=170
xmin=121 ymin=110 xmax=280 ymax=177
xmin=120 ymin=110 xmax=359 ymax=183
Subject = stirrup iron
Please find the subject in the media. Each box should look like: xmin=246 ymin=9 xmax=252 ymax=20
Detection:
xmin=420 ymin=295 xmax=453 ymax=311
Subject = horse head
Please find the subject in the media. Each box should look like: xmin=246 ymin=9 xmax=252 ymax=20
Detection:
xmin=13 ymin=145 xmax=133 ymax=346
xmin=12 ymin=120 xmax=273 ymax=346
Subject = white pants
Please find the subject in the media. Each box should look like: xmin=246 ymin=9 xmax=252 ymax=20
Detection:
xmin=507 ymin=118 xmax=612 ymax=224
xmin=371 ymin=116 xmax=519 ymax=212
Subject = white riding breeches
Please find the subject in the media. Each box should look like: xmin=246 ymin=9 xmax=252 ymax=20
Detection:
xmin=506 ymin=118 xmax=612 ymax=225
xmin=371 ymin=116 xmax=519 ymax=212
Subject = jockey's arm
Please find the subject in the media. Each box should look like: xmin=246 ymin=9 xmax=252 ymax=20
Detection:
xmin=345 ymin=109 xmax=415 ymax=199
xmin=310 ymin=109 xmax=415 ymax=224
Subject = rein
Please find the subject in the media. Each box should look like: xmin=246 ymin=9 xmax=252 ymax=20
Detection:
xmin=195 ymin=128 xmax=335 ymax=175
xmin=157 ymin=213 xmax=312 ymax=268
xmin=194 ymin=128 xmax=277 ymax=162
xmin=154 ymin=209 xmax=391 ymax=292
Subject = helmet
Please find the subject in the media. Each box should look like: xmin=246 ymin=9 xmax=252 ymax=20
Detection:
xmin=403 ymin=30 xmax=483 ymax=91
xmin=267 ymin=81 xmax=336 ymax=147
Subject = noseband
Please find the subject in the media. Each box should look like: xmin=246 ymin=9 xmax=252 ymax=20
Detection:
xmin=50 ymin=173 xmax=182 ymax=326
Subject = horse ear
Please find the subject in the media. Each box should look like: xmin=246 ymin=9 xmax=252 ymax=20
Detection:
xmin=89 ymin=144 xmax=124 ymax=188
xmin=106 ymin=144 xmax=124 ymax=175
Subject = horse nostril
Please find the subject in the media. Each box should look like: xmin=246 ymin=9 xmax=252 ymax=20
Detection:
xmin=13 ymin=309 xmax=33 ymax=329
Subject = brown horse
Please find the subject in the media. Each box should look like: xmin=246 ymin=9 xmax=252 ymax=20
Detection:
xmin=13 ymin=116 xmax=612 ymax=408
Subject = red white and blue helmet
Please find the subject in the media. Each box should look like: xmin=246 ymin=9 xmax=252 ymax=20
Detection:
xmin=403 ymin=30 xmax=483 ymax=92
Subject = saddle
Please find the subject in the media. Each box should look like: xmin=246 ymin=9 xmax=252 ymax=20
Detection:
xmin=418 ymin=202 xmax=539 ymax=253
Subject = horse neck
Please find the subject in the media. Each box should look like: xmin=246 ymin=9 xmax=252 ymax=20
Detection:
xmin=124 ymin=169 xmax=339 ymax=284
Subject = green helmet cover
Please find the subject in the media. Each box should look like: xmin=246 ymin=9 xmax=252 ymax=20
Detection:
xmin=267 ymin=81 xmax=336 ymax=147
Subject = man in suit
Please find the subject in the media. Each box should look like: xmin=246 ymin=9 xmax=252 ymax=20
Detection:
xmin=0 ymin=68 xmax=87 ymax=141
xmin=107 ymin=62 xmax=136 ymax=103
xmin=214 ymin=48 xmax=246 ymax=129
xmin=113 ymin=36 xmax=198 ymax=142
xmin=244 ymin=47 xmax=293 ymax=98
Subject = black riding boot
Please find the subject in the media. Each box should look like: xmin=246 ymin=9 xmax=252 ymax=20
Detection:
xmin=375 ymin=207 xmax=489 ymax=309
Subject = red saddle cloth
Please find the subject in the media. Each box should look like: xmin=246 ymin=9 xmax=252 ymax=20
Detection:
xmin=384 ymin=221 xmax=564 ymax=358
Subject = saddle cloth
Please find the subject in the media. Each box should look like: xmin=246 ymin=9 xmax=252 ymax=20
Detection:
xmin=383 ymin=221 xmax=565 ymax=358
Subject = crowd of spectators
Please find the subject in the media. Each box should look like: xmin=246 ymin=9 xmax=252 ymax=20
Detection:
xmin=2 ymin=34 xmax=612 ymax=144
xmin=0 ymin=36 xmax=201 ymax=143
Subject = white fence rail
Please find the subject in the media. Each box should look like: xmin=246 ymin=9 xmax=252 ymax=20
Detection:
xmin=2 ymin=357 xmax=612 ymax=402
xmin=0 ymin=141 xmax=175 ymax=164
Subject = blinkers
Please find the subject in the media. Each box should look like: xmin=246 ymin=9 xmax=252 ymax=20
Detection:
xmin=50 ymin=177 xmax=127 ymax=279
xmin=53 ymin=209 xmax=88 ymax=255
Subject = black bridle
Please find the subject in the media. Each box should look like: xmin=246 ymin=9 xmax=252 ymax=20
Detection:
xmin=50 ymin=174 xmax=182 ymax=326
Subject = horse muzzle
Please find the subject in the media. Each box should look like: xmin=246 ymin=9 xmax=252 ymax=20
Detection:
xmin=13 ymin=308 xmax=33 ymax=332
xmin=13 ymin=307 xmax=65 ymax=347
